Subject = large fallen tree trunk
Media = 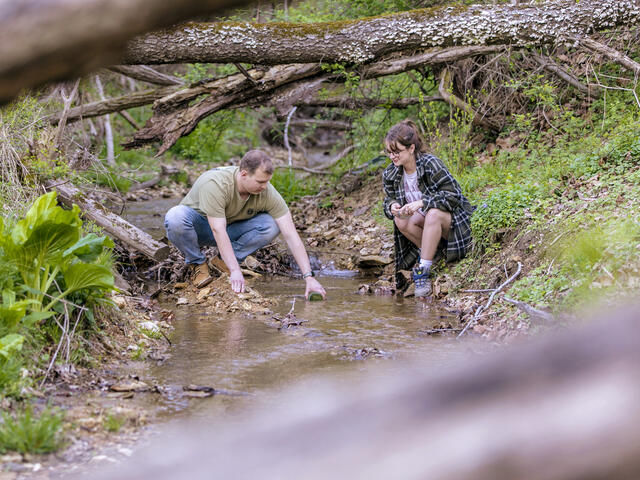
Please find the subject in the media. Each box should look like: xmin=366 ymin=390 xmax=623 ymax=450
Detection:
xmin=0 ymin=0 xmax=249 ymax=104
xmin=47 ymin=181 xmax=170 ymax=261
xmin=123 ymin=0 xmax=640 ymax=65
xmin=89 ymin=305 xmax=640 ymax=480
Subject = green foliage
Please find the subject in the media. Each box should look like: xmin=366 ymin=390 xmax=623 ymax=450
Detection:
xmin=511 ymin=265 xmax=570 ymax=308
xmin=419 ymin=92 xmax=476 ymax=177
xmin=470 ymin=183 xmax=540 ymax=252
xmin=103 ymin=413 xmax=126 ymax=433
xmin=0 ymin=356 xmax=24 ymax=398
xmin=321 ymin=63 xmax=361 ymax=88
xmin=0 ymin=406 xmax=64 ymax=454
xmin=0 ymin=192 xmax=114 ymax=317
xmin=170 ymin=110 xmax=261 ymax=164
xmin=0 ymin=192 xmax=115 ymax=396
xmin=270 ymin=168 xmax=318 ymax=203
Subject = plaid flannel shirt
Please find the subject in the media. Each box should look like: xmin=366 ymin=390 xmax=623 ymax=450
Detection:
xmin=382 ymin=153 xmax=474 ymax=288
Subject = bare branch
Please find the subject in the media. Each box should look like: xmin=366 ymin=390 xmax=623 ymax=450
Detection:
xmin=438 ymin=68 xmax=501 ymax=131
xmin=296 ymin=96 xmax=433 ymax=109
xmin=109 ymin=65 xmax=184 ymax=86
xmin=531 ymin=52 xmax=600 ymax=97
xmin=572 ymin=35 xmax=640 ymax=76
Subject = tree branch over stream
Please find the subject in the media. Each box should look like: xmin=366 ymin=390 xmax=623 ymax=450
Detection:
xmin=122 ymin=0 xmax=640 ymax=65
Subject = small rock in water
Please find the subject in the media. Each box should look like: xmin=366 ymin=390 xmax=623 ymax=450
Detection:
xmin=109 ymin=380 xmax=150 ymax=392
xmin=176 ymin=297 xmax=188 ymax=305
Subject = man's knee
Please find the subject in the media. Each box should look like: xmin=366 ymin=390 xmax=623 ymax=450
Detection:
xmin=165 ymin=205 xmax=196 ymax=236
xmin=257 ymin=215 xmax=280 ymax=241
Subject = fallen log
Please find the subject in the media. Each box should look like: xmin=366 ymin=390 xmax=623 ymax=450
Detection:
xmin=47 ymin=181 xmax=170 ymax=261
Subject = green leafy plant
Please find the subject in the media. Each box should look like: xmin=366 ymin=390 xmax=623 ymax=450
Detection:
xmin=470 ymin=183 xmax=540 ymax=252
xmin=0 ymin=192 xmax=115 ymax=379
xmin=0 ymin=405 xmax=64 ymax=454
xmin=270 ymin=169 xmax=318 ymax=203
xmin=0 ymin=192 xmax=114 ymax=317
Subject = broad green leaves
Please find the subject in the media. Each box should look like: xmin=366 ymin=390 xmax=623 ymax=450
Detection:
xmin=0 ymin=334 xmax=24 ymax=360
xmin=0 ymin=192 xmax=115 ymax=350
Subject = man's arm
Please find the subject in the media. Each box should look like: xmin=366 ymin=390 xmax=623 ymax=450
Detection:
xmin=208 ymin=216 xmax=245 ymax=293
xmin=275 ymin=212 xmax=326 ymax=299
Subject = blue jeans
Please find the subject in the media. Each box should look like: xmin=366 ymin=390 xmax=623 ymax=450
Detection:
xmin=164 ymin=205 xmax=280 ymax=265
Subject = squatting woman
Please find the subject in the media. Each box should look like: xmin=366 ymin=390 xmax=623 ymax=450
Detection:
xmin=382 ymin=120 xmax=474 ymax=296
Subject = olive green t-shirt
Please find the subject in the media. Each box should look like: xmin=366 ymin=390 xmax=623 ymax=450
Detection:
xmin=180 ymin=166 xmax=289 ymax=224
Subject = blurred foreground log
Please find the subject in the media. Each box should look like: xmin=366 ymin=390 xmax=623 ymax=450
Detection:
xmin=0 ymin=0 xmax=248 ymax=104
xmin=48 ymin=181 xmax=170 ymax=261
xmin=91 ymin=305 xmax=640 ymax=479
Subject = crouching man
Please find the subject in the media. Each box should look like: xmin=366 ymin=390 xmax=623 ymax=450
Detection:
xmin=164 ymin=149 xmax=326 ymax=298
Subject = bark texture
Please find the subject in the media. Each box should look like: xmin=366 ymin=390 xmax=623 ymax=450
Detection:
xmin=123 ymin=0 xmax=640 ymax=65
xmin=49 ymin=182 xmax=170 ymax=261
xmin=0 ymin=0 xmax=248 ymax=104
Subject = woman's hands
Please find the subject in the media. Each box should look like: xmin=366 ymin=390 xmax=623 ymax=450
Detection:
xmin=392 ymin=201 xmax=422 ymax=218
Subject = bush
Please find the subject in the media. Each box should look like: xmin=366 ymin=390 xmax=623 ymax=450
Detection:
xmin=470 ymin=183 xmax=540 ymax=251
xmin=0 ymin=192 xmax=115 ymax=397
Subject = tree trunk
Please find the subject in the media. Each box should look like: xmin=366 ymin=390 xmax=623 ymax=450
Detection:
xmin=94 ymin=76 xmax=116 ymax=167
xmin=123 ymin=0 xmax=640 ymax=65
xmin=48 ymin=182 xmax=170 ymax=261
xmin=0 ymin=0 xmax=249 ymax=104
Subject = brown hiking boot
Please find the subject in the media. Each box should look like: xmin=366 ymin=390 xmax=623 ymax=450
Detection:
xmin=208 ymin=256 xmax=229 ymax=275
xmin=192 ymin=262 xmax=213 ymax=288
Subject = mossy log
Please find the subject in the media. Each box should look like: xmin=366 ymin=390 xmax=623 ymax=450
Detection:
xmin=123 ymin=0 xmax=640 ymax=65
xmin=49 ymin=182 xmax=170 ymax=262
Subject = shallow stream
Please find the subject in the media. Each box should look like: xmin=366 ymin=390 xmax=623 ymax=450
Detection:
xmin=125 ymin=198 xmax=482 ymax=424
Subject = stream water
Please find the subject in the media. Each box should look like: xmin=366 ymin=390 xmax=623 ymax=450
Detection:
xmin=125 ymin=198 xmax=484 ymax=424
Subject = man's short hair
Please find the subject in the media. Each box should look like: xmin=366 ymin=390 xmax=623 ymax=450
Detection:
xmin=240 ymin=150 xmax=274 ymax=175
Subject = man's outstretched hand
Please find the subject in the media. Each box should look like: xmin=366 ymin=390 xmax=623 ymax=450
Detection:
xmin=305 ymin=277 xmax=326 ymax=299
xmin=230 ymin=269 xmax=245 ymax=293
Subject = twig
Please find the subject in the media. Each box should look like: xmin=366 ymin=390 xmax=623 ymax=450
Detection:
xmin=420 ymin=327 xmax=462 ymax=335
xmin=234 ymin=63 xmax=259 ymax=86
xmin=284 ymin=106 xmax=297 ymax=168
xmin=287 ymin=297 xmax=296 ymax=316
xmin=546 ymin=258 xmax=555 ymax=275
xmin=53 ymin=79 xmax=80 ymax=153
xmin=462 ymin=289 xmax=495 ymax=293
xmin=503 ymin=296 xmax=554 ymax=324
xmin=457 ymin=262 xmax=522 ymax=339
